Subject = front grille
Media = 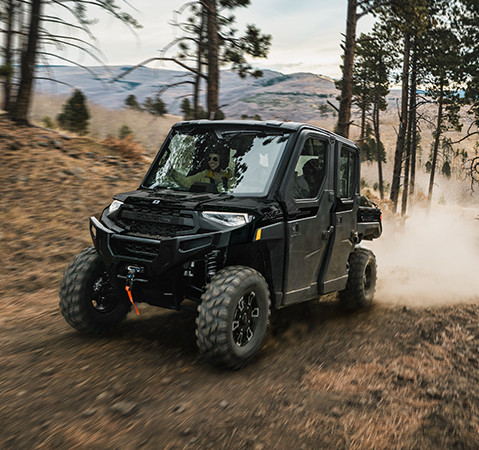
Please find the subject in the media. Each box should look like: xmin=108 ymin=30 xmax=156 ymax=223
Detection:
xmin=114 ymin=204 xmax=197 ymax=238
xmin=110 ymin=238 xmax=161 ymax=261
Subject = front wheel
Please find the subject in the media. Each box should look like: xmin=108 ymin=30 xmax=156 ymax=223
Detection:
xmin=339 ymin=247 xmax=377 ymax=309
xmin=196 ymin=266 xmax=271 ymax=369
xmin=59 ymin=246 xmax=131 ymax=333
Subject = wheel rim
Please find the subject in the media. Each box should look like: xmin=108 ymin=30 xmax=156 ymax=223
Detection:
xmin=91 ymin=272 xmax=117 ymax=313
xmin=232 ymin=291 xmax=260 ymax=347
xmin=363 ymin=263 xmax=372 ymax=294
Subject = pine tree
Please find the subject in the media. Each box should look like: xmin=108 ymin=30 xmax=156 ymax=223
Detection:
xmin=125 ymin=94 xmax=141 ymax=110
xmin=352 ymin=29 xmax=395 ymax=199
xmin=143 ymin=95 xmax=168 ymax=116
xmin=181 ymin=98 xmax=193 ymax=120
xmin=57 ymin=89 xmax=90 ymax=135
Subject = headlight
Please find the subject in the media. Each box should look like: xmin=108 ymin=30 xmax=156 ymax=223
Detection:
xmin=107 ymin=200 xmax=123 ymax=215
xmin=202 ymin=211 xmax=252 ymax=227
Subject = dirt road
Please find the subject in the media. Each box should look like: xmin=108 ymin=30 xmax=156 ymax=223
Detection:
xmin=2 ymin=288 xmax=479 ymax=449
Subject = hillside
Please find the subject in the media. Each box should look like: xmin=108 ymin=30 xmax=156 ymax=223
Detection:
xmin=2 ymin=117 xmax=479 ymax=448
xmin=34 ymin=65 xmax=346 ymax=121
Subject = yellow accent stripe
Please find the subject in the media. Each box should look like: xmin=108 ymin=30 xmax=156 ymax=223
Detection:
xmin=255 ymin=229 xmax=262 ymax=241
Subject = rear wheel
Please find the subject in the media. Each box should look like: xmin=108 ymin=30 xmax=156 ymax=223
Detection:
xmin=339 ymin=247 xmax=377 ymax=309
xmin=196 ymin=266 xmax=271 ymax=369
xmin=59 ymin=247 xmax=131 ymax=333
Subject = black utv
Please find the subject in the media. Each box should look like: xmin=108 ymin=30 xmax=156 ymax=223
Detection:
xmin=60 ymin=120 xmax=382 ymax=369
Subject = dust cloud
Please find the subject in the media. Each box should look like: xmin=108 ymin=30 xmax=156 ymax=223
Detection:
xmin=366 ymin=204 xmax=479 ymax=307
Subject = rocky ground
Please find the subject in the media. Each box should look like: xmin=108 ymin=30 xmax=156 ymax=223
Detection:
xmin=1 ymin=117 xmax=479 ymax=449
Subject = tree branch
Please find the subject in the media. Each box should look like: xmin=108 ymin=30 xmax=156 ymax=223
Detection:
xmin=111 ymin=57 xmax=207 ymax=83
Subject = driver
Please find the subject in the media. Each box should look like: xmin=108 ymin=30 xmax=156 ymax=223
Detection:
xmin=170 ymin=152 xmax=231 ymax=190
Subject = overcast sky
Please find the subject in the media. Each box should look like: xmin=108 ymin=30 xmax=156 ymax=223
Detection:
xmin=63 ymin=0 xmax=375 ymax=79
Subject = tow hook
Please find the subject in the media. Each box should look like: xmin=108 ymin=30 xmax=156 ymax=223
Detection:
xmin=125 ymin=266 xmax=144 ymax=315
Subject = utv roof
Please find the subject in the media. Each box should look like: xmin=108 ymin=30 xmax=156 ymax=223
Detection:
xmin=173 ymin=120 xmax=358 ymax=148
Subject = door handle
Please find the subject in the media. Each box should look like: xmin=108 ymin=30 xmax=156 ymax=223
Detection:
xmin=322 ymin=226 xmax=333 ymax=240
xmin=291 ymin=223 xmax=299 ymax=236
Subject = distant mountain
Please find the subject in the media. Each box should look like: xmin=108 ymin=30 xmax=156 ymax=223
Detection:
xmin=35 ymin=65 xmax=339 ymax=122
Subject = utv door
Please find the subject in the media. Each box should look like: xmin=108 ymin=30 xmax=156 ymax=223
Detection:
xmin=281 ymin=133 xmax=333 ymax=305
xmin=319 ymin=143 xmax=360 ymax=293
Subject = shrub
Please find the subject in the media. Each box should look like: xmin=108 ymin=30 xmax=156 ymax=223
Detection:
xmin=42 ymin=116 xmax=56 ymax=129
xmin=118 ymin=125 xmax=133 ymax=139
xmin=101 ymin=135 xmax=145 ymax=160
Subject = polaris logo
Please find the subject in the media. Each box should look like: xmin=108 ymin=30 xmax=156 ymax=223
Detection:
xmin=152 ymin=200 xmax=161 ymax=204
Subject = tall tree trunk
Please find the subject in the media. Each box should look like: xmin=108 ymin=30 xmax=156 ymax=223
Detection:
xmin=193 ymin=7 xmax=206 ymax=119
xmin=401 ymin=47 xmax=417 ymax=216
xmin=360 ymin=87 xmax=366 ymax=140
xmin=410 ymin=112 xmax=417 ymax=195
xmin=3 ymin=0 xmax=15 ymax=111
xmin=373 ymin=100 xmax=384 ymax=200
xmin=401 ymin=86 xmax=414 ymax=216
xmin=205 ymin=0 xmax=219 ymax=119
xmin=428 ymin=83 xmax=444 ymax=205
xmin=336 ymin=0 xmax=357 ymax=138
xmin=390 ymin=33 xmax=411 ymax=212
xmin=10 ymin=0 xmax=43 ymax=123
xmin=409 ymin=44 xmax=418 ymax=196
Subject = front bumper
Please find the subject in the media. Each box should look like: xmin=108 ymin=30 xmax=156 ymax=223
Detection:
xmin=90 ymin=216 xmax=231 ymax=275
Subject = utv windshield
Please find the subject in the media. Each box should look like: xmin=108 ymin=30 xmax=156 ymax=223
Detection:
xmin=143 ymin=127 xmax=292 ymax=196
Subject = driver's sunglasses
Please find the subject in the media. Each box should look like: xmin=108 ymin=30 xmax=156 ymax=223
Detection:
xmin=208 ymin=155 xmax=219 ymax=162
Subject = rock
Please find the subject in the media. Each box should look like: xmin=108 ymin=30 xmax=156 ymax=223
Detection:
xmin=172 ymin=403 xmax=186 ymax=414
xmin=36 ymin=141 xmax=49 ymax=147
xmin=51 ymin=139 xmax=63 ymax=149
xmin=9 ymin=141 xmax=21 ymax=150
xmin=110 ymin=400 xmax=138 ymax=417
xmin=96 ymin=391 xmax=111 ymax=401
xmin=219 ymin=400 xmax=229 ymax=409
xmin=160 ymin=376 xmax=172 ymax=385
xmin=330 ymin=407 xmax=342 ymax=417
xmin=426 ymin=388 xmax=441 ymax=399
xmin=81 ymin=407 xmax=98 ymax=417
xmin=41 ymin=367 xmax=56 ymax=376
xmin=181 ymin=428 xmax=192 ymax=436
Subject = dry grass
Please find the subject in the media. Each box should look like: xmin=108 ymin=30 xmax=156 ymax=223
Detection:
xmin=100 ymin=135 xmax=147 ymax=160
xmin=31 ymin=92 xmax=180 ymax=155
xmin=0 ymin=116 xmax=148 ymax=297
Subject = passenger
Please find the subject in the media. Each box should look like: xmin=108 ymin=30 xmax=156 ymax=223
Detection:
xmin=293 ymin=159 xmax=323 ymax=199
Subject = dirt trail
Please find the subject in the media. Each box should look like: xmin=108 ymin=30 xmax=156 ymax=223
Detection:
xmin=2 ymin=117 xmax=479 ymax=448
xmin=2 ymin=289 xmax=479 ymax=449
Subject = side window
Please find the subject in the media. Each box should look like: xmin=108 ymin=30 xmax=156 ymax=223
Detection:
xmin=292 ymin=137 xmax=327 ymax=199
xmin=339 ymin=147 xmax=358 ymax=199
